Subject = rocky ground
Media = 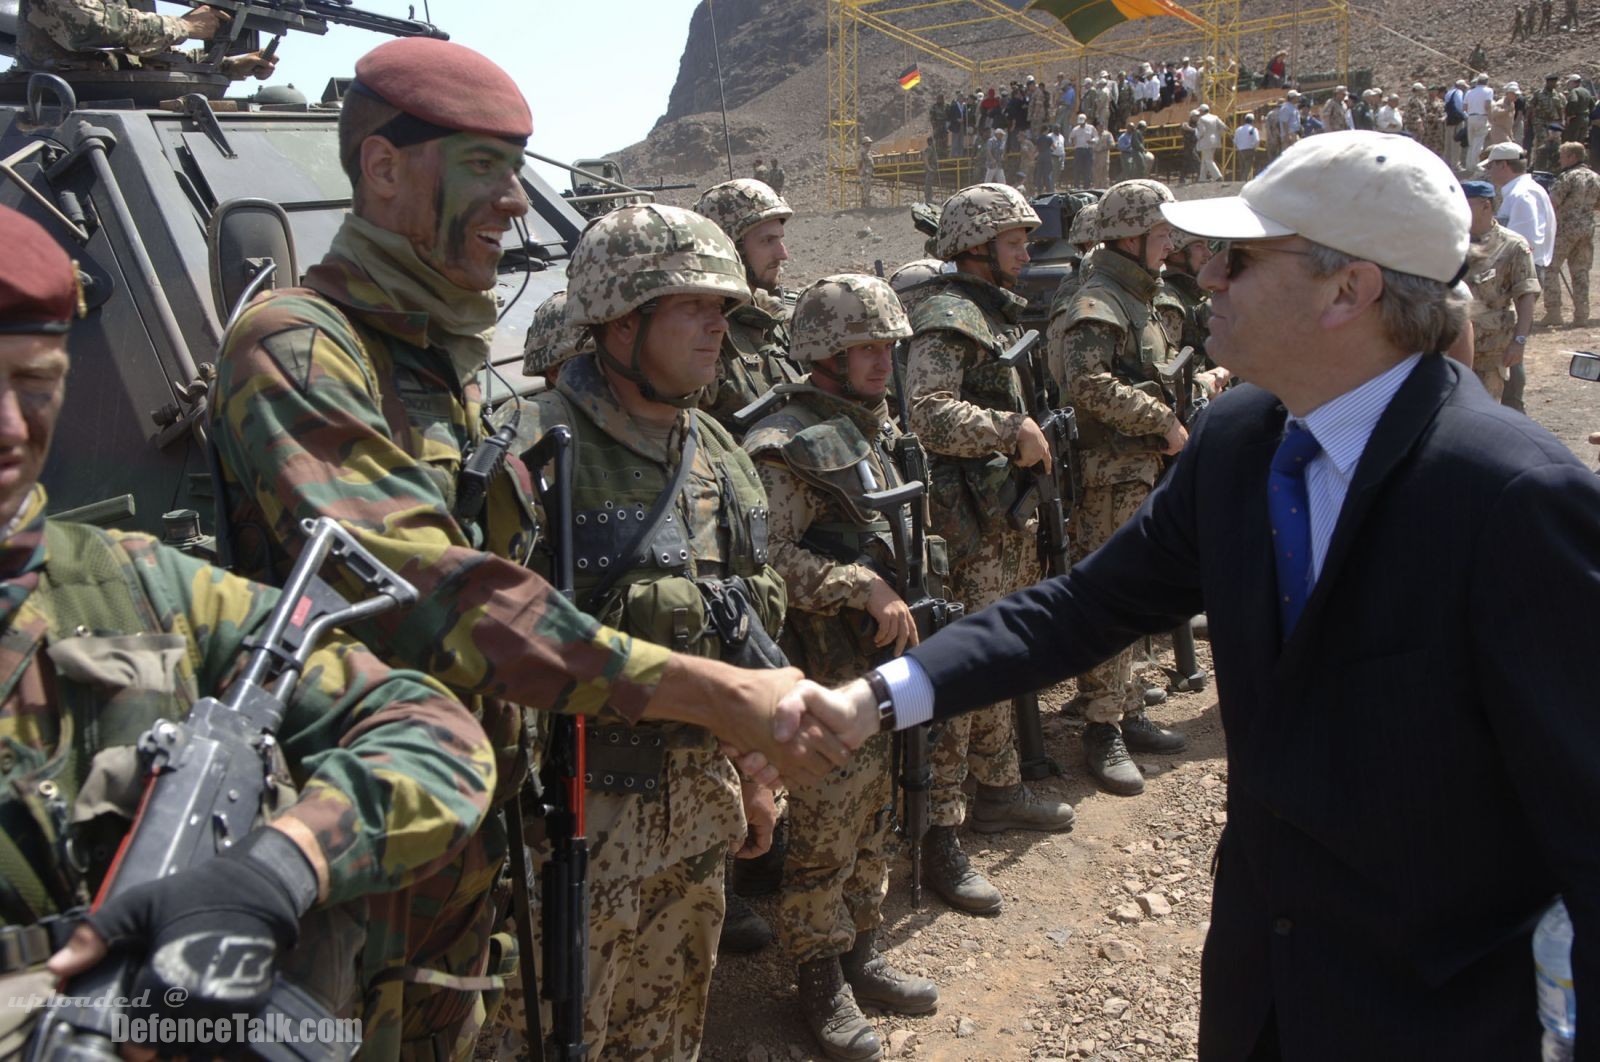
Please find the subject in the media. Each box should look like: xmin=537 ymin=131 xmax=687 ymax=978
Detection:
xmin=692 ymin=205 xmax=1600 ymax=1062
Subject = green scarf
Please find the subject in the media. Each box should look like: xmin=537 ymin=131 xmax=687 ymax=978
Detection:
xmin=328 ymin=213 xmax=499 ymax=387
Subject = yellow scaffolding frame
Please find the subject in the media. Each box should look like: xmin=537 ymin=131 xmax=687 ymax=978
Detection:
xmin=828 ymin=0 xmax=1352 ymax=206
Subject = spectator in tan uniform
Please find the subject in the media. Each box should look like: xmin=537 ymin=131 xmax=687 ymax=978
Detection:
xmin=1461 ymin=180 xmax=1540 ymax=401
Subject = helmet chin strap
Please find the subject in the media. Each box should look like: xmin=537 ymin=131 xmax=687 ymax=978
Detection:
xmin=961 ymin=239 xmax=1016 ymax=288
xmin=596 ymin=305 xmax=703 ymax=410
xmin=811 ymin=354 xmax=877 ymax=402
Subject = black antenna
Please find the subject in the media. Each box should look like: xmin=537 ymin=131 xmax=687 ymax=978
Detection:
xmin=707 ymin=0 xmax=735 ymax=181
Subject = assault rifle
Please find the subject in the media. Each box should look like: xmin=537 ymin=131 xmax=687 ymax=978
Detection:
xmin=516 ymin=426 xmax=588 ymax=1062
xmin=997 ymin=329 xmax=1077 ymax=780
xmin=1155 ymin=347 xmax=1207 ymax=693
xmin=28 ymin=516 xmax=417 ymax=1062
xmin=863 ymin=435 xmax=963 ymax=908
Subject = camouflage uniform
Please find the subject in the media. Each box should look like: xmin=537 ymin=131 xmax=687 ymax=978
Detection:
xmin=0 ymin=486 xmax=494 ymax=1052
xmin=504 ymin=204 xmax=782 ymax=1059
xmin=1047 ymin=183 xmax=1179 ymax=730
xmin=211 ymin=212 xmax=672 ymax=1057
xmin=1464 ymin=222 xmax=1541 ymax=402
xmin=910 ymin=186 xmax=1047 ymax=827
xmin=692 ymin=180 xmax=805 ymax=436
xmin=1566 ymin=84 xmax=1595 ymax=145
xmin=1546 ymin=160 xmax=1600 ymax=322
xmin=1529 ymin=85 xmax=1568 ymax=160
xmin=16 ymin=0 xmax=192 ymax=71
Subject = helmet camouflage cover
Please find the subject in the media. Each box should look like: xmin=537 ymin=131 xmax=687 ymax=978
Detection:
xmin=693 ymin=179 xmax=794 ymax=245
xmin=566 ymin=204 xmax=751 ymax=326
xmin=1095 ymin=179 xmax=1177 ymax=240
xmin=934 ymin=182 xmax=1041 ymax=260
xmin=789 ymin=273 xmax=912 ymax=364
xmin=1167 ymin=228 xmax=1204 ymax=252
xmin=887 ymin=257 xmax=944 ymax=292
xmin=1067 ymin=203 xmax=1100 ymax=245
xmin=522 ymin=289 xmax=591 ymax=375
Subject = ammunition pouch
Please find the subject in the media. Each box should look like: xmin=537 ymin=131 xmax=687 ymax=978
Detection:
xmin=584 ymin=724 xmax=676 ymax=797
xmin=698 ymin=577 xmax=789 ymax=670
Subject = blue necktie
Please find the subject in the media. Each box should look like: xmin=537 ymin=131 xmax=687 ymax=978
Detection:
xmin=1268 ymin=422 xmax=1321 ymax=640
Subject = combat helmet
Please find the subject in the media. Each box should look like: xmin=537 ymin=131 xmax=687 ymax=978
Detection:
xmin=567 ymin=203 xmax=751 ymax=406
xmin=1096 ymin=179 xmax=1177 ymax=240
xmin=934 ymin=183 xmax=1041 ymax=261
xmin=1168 ymin=229 xmax=1204 ymax=252
xmin=791 ymin=274 xmax=911 ymax=398
xmin=790 ymin=274 xmax=912 ymax=364
xmin=522 ymin=289 xmax=590 ymax=377
xmin=694 ymin=179 xmax=794 ymax=245
xmin=887 ymin=257 xmax=944 ymax=292
xmin=1067 ymin=203 xmax=1100 ymax=247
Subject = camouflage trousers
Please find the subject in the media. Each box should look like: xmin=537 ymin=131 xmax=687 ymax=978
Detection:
xmin=356 ymin=817 xmax=511 ymax=1060
xmin=930 ymin=523 xmax=1037 ymax=825
xmin=777 ymin=731 xmax=893 ymax=963
xmin=1545 ymin=229 xmax=1593 ymax=321
xmin=1474 ymin=364 xmax=1508 ymax=403
xmin=1070 ymin=480 xmax=1152 ymax=725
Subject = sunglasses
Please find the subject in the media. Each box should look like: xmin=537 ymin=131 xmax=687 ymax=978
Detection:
xmin=1207 ymin=240 xmax=1315 ymax=279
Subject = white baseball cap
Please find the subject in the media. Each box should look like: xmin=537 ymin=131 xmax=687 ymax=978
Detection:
xmin=1160 ymin=130 xmax=1470 ymax=283
xmin=1504 ymin=82 xmax=1521 ymax=93
xmin=1482 ymin=141 xmax=1526 ymax=161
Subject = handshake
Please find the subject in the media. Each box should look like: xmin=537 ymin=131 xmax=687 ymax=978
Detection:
xmin=677 ymin=662 xmax=888 ymax=786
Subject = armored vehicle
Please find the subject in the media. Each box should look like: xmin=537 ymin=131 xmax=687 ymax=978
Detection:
xmin=0 ymin=0 xmax=586 ymax=541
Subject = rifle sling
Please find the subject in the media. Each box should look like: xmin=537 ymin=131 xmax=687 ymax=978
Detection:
xmin=582 ymin=418 xmax=699 ymax=613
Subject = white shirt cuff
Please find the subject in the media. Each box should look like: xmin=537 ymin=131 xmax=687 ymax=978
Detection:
xmin=874 ymin=655 xmax=935 ymax=729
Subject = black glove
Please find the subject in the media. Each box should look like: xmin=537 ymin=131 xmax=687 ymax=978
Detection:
xmin=86 ymin=827 xmax=318 ymax=1020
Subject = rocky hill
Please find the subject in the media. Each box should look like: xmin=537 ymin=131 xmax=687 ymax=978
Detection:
xmin=612 ymin=0 xmax=1598 ymax=212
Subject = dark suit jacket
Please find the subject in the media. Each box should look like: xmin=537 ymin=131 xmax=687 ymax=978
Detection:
xmin=908 ymin=355 xmax=1600 ymax=1061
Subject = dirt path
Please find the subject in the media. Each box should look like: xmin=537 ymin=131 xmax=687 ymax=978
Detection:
xmin=700 ymin=228 xmax=1600 ymax=1062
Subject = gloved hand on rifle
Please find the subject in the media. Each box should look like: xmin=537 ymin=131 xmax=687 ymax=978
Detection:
xmin=47 ymin=827 xmax=318 ymax=1020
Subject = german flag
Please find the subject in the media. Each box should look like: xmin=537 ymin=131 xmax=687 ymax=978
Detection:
xmin=898 ymin=64 xmax=922 ymax=91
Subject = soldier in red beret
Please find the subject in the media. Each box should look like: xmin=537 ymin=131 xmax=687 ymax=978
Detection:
xmin=208 ymin=38 xmax=847 ymax=1060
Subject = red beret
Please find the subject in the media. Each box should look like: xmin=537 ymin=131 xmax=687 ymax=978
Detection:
xmin=353 ymin=38 xmax=532 ymax=141
xmin=0 ymin=206 xmax=78 ymax=335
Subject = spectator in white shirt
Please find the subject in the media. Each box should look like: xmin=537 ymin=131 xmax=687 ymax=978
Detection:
xmin=1066 ymin=114 xmax=1097 ymax=187
xmin=1181 ymin=57 xmax=1199 ymax=97
xmin=1464 ymin=73 xmax=1496 ymax=173
xmin=1194 ymin=103 xmax=1228 ymax=181
xmin=1376 ymin=94 xmax=1404 ymax=133
xmin=1233 ymin=112 xmax=1261 ymax=178
xmin=1483 ymin=140 xmax=1556 ymax=413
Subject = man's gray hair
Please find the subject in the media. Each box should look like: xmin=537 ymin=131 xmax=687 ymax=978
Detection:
xmin=1306 ymin=243 xmax=1467 ymax=354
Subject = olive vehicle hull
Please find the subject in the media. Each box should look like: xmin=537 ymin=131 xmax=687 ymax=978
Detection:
xmin=0 ymin=82 xmax=584 ymax=538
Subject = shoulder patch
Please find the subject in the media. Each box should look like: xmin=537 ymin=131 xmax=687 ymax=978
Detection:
xmin=260 ymin=325 xmax=321 ymax=393
xmin=910 ymin=292 xmax=1001 ymax=353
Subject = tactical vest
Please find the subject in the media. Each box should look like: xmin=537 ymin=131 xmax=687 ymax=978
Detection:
xmin=745 ymin=386 xmax=948 ymax=681
xmin=1056 ymin=248 xmax=1176 ymax=453
xmin=908 ymin=273 xmax=1031 ymax=559
xmin=522 ymin=363 xmax=782 ymax=799
xmin=701 ymin=293 xmax=804 ymax=435
xmin=0 ymin=523 xmax=205 ymax=930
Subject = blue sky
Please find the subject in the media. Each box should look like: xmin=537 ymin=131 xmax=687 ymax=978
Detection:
xmin=6 ymin=0 xmax=704 ymax=185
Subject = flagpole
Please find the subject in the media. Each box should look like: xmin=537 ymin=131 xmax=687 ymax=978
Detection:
xmin=707 ymin=0 xmax=735 ymax=181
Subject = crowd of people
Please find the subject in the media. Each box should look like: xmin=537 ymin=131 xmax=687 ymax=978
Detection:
xmin=5 ymin=5 xmax=1600 ymax=1062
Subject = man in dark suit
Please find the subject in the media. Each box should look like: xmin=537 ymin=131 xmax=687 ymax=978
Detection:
xmin=782 ymin=131 xmax=1600 ymax=1060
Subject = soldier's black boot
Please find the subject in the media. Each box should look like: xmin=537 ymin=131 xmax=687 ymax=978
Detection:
xmin=1121 ymin=710 xmax=1188 ymax=754
xmin=797 ymin=956 xmax=883 ymax=1061
xmin=970 ymin=782 xmax=1076 ymax=833
xmin=1084 ymin=721 xmax=1146 ymax=796
xmin=719 ymin=893 xmax=773 ymax=955
xmin=731 ymin=815 xmax=788 ymax=897
xmin=840 ymin=930 xmax=939 ymax=1015
xmin=921 ymin=825 xmax=1002 ymax=915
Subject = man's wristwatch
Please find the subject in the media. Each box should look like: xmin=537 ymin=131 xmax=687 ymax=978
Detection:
xmin=1513 ymin=334 xmax=1528 ymax=344
xmin=866 ymin=671 xmax=897 ymax=733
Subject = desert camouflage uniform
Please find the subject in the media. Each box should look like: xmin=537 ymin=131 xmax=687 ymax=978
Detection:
xmin=1403 ymin=92 xmax=1431 ymax=151
xmin=211 ymin=214 xmax=672 ymax=1058
xmin=16 ymin=0 xmax=192 ymax=71
xmin=1154 ymin=269 xmax=1210 ymax=356
xmin=906 ymin=272 xmax=1035 ymax=825
xmin=1425 ymin=97 xmax=1450 ymax=160
xmin=701 ymin=288 xmax=804 ymax=434
xmin=1566 ymin=85 xmax=1595 ymax=144
xmin=1546 ymin=160 xmax=1600 ymax=322
xmin=505 ymin=352 xmax=776 ymax=1058
xmin=0 ymin=485 xmax=494 ymax=1054
xmin=1464 ymin=222 xmax=1541 ymax=402
xmin=746 ymin=384 xmax=909 ymax=963
xmin=1048 ymin=245 xmax=1178 ymax=725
